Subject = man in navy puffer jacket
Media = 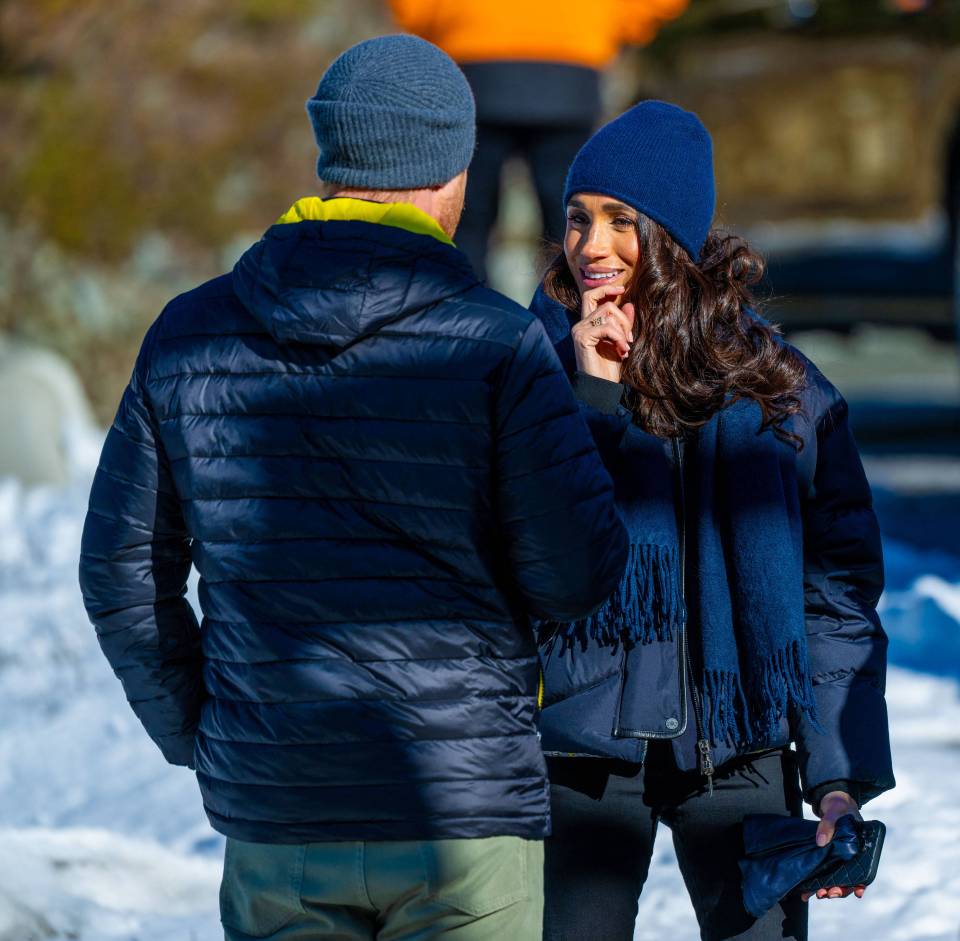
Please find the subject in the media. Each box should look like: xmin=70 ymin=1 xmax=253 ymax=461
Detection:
xmin=79 ymin=35 xmax=627 ymax=940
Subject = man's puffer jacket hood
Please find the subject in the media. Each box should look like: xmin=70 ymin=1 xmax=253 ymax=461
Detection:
xmin=233 ymin=218 xmax=477 ymax=347
xmin=79 ymin=219 xmax=628 ymax=844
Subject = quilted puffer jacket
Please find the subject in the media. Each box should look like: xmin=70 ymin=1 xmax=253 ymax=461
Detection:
xmin=78 ymin=204 xmax=628 ymax=843
xmin=530 ymin=289 xmax=895 ymax=808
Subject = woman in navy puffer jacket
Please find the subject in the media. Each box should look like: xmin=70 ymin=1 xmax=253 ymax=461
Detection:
xmin=532 ymin=101 xmax=894 ymax=941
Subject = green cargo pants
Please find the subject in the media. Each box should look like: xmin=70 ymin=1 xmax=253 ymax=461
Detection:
xmin=219 ymin=835 xmax=543 ymax=940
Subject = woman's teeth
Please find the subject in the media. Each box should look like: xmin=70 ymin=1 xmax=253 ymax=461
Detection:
xmin=583 ymin=270 xmax=618 ymax=281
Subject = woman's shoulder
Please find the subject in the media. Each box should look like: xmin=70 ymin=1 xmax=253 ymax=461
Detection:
xmin=741 ymin=306 xmax=845 ymax=426
xmin=781 ymin=340 xmax=846 ymax=431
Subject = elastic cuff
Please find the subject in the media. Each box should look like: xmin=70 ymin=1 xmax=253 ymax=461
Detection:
xmin=808 ymin=780 xmax=861 ymax=814
xmin=156 ymin=731 xmax=198 ymax=770
xmin=571 ymin=372 xmax=625 ymax=415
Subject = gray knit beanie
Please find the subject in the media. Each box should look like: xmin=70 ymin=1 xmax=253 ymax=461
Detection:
xmin=307 ymin=34 xmax=476 ymax=190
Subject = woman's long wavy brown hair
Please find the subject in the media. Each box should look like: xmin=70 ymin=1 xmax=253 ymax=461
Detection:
xmin=542 ymin=214 xmax=807 ymax=445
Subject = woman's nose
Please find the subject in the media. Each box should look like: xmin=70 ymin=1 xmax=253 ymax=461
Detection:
xmin=579 ymin=224 xmax=610 ymax=261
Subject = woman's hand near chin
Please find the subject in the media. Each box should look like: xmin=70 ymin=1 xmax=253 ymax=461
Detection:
xmin=571 ymin=284 xmax=636 ymax=383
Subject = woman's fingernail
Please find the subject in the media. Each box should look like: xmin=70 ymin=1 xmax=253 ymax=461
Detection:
xmin=816 ymin=833 xmax=828 ymax=846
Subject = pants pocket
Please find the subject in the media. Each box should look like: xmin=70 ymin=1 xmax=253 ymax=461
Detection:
xmin=220 ymin=838 xmax=307 ymax=938
xmin=420 ymin=836 xmax=532 ymax=918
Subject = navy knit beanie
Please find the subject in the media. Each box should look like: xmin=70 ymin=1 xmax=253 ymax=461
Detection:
xmin=563 ymin=100 xmax=716 ymax=260
xmin=307 ymin=35 xmax=476 ymax=190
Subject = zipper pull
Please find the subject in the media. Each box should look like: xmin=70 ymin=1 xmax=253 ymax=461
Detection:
xmin=698 ymin=739 xmax=715 ymax=796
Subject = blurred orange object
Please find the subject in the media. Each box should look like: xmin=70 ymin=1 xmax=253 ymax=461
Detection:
xmin=389 ymin=0 xmax=689 ymax=68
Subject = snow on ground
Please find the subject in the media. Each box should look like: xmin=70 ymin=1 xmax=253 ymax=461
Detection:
xmin=634 ymin=662 xmax=960 ymax=941
xmin=0 ymin=829 xmax=220 ymax=941
xmin=0 ymin=425 xmax=958 ymax=940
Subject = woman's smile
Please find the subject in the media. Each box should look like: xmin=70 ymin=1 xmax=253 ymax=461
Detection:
xmin=579 ymin=266 xmax=624 ymax=288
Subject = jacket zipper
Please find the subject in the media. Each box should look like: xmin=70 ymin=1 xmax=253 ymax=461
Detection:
xmin=674 ymin=437 xmax=714 ymax=796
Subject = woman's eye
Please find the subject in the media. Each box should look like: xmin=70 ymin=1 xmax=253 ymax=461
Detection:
xmin=613 ymin=216 xmax=635 ymax=228
xmin=567 ymin=213 xmax=588 ymax=225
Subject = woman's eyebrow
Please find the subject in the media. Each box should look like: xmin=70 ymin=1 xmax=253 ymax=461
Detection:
xmin=602 ymin=201 xmax=636 ymax=215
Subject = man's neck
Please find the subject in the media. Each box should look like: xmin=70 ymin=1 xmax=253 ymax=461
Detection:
xmin=321 ymin=173 xmax=466 ymax=240
xmin=322 ymin=186 xmax=447 ymax=232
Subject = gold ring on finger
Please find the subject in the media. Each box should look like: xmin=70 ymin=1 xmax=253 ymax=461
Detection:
xmin=590 ymin=315 xmax=605 ymax=327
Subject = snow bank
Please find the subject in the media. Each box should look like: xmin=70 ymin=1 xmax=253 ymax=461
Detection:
xmin=881 ymin=540 xmax=960 ymax=681
xmin=0 ymin=828 xmax=220 ymax=941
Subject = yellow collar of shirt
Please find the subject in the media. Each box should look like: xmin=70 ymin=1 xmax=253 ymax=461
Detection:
xmin=275 ymin=196 xmax=455 ymax=246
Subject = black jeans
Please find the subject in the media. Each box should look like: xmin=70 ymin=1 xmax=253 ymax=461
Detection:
xmin=544 ymin=743 xmax=808 ymax=941
xmin=457 ymin=121 xmax=593 ymax=280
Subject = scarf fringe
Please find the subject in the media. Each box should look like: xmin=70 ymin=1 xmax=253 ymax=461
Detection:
xmin=702 ymin=639 xmax=822 ymax=747
xmin=557 ymin=543 xmax=685 ymax=650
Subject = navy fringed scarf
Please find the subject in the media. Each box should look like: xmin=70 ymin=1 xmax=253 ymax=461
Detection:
xmin=688 ymin=397 xmax=818 ymax=746
xmin=532 ymin=290 xmax=819 ymax=748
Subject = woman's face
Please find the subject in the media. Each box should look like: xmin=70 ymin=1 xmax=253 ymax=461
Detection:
xmin=563 ymin=193 xmax=640 ymax=295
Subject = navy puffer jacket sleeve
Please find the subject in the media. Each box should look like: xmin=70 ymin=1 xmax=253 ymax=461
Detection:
xmin=494 ymin=319 xmax=628 ymax=622
xmin=793 ymin=366 xmax=894 ymax=805
xmin=79 ymin=323 xmax=204 ymax=768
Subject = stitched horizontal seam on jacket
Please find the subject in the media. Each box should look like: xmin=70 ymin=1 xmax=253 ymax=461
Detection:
xmin=158 ymin=412 xmax=488 ymax=436
xmin=170 ymin=456 xmax=488 ymax=474
xmin=155 ymin=330 xmax=270 ymax=341
xmin=202 ymin=653 xmax=536 ymax=666
xmin=201 ymin=575 xmax=497 ymax=588
xmin=164 ymin=325 xmax=522 ymax=351
xmin=93 ymin=464 xmax=177 ymax=499
xmin=209 ymin=691 xmax=533 ymax=705
xmin=80 ymin=547 xmax=187 ymax=565
xmin=180 ymin=496 xmax=478 ymax=513
xmin=197 ymin=534 xmax=475 ymax=551
xmin=175 ymin=495 xmax=478 ymax=516
xmin=90 ymin=609 xmax=187 ymax=635
xmin=369 ymin=328 xmax=519 ymax=348
xmin=81 ymin=507 xmax=182 ymax=538
xmin=194 ymin=770 xmax=546 ymax=789
xmin=498 ymin=444 xmax=597 ymax=484
xmin=113 ymin=658 xmax=202 ymax=679
xmin=151 ymin=369 xmax=496 ymax=383
xmin=105 ymin=420 xmax=156 ymax=451
xmin=127 ymin=690 xmax=195 ymax=706
xmin=498 ymin=405 xmax=580 ymax=441
xmin=201 ymin=616 xmax=512 ymax=627
xmin=165 ymin=454 xmax=488 ymax=473
xmin=501 ymin=487 xmax=612 ymax=527
xmin=160 ymin=412 xmax=489 ymax=428
xmin=197 ymin=731 xmax=535 ymax=748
